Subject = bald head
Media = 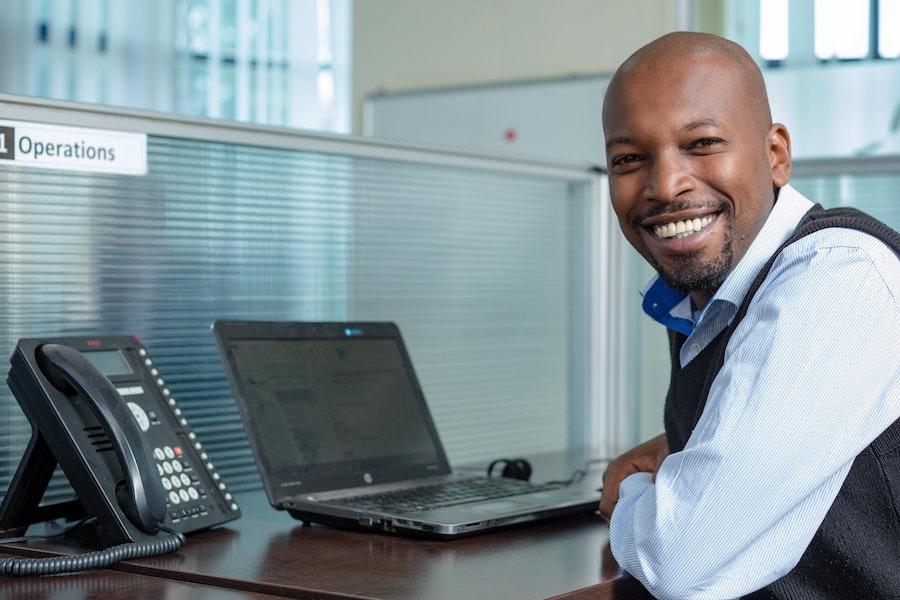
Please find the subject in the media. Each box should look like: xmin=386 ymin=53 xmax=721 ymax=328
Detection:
xmin=604 ymin=32 xmax=773 ymax=131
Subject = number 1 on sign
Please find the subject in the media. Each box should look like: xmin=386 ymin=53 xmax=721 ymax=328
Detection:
xmin=0 ymin=132 xmax=7 ymax=155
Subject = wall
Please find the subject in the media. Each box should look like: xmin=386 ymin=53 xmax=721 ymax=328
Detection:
xmin=351 ymin=0 xmax=679 ymax=135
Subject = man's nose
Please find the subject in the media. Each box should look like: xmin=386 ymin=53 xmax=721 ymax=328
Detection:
xmin=643 ymin=153 xmax=693 ymax=202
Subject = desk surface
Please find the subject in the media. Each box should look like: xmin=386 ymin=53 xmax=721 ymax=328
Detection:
xmin=0 ymin=550 xmax=282 ymax=600
xmin=0 ymin=451 xmax=652 ymax=599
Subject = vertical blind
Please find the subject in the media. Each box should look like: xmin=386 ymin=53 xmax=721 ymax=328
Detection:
xmin=0 ymin=98 xmax=601 ymax=502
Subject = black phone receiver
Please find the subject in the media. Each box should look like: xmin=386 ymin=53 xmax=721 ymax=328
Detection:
xmin=35 ymin=344 xmax=167 ymax=534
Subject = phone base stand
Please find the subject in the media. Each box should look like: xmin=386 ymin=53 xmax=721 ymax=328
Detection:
xmin=0 ymin=430 xmax=87 ymax=539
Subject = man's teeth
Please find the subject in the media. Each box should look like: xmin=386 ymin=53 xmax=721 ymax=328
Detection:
xmin=654 ymin=216 xmax=714 ymax=239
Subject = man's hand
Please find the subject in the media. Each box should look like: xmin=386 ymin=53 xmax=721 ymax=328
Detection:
xmin=598 ymin=433 xmax=670 ymax=522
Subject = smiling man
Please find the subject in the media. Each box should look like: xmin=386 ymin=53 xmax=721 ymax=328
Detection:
xmin=599 ymin=32 xmax=900 ymax=599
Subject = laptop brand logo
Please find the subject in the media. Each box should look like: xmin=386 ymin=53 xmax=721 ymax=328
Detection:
xmin=363 ymin=473 xmax=373 ymax=484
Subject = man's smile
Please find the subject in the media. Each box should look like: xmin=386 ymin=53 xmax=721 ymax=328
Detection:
xmin=653 ymin=214 xmax=716 ymax=239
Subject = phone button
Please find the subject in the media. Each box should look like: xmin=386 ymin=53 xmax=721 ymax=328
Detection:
xmin=127 ymin=401 xmax=151 ymax=432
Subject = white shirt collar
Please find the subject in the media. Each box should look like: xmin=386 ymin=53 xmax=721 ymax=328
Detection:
xmin=711 ymin=183 xmax=814 ymax=308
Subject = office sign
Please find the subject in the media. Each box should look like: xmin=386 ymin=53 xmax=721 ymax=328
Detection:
xmin=0 ymin=119 xmax=147 ymax=175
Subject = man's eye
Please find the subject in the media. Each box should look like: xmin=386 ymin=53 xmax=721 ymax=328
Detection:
xmin=612 ymin=154 xmax=640 ymax=167
xmin=690 ymin=138 xmax=721 ymax=151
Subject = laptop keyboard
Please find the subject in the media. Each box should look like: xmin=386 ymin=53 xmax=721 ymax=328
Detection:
xmin=331 ymin=478 xmax=563 ymax=513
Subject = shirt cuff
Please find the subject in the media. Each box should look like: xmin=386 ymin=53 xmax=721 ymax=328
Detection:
xmin=619 ymin=471 xmax=653 ymax=498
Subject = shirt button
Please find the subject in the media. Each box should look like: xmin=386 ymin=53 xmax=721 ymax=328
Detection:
xmin=690 ymin=343 xmax=702 ymax=354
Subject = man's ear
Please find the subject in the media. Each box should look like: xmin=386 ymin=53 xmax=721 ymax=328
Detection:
xmin=768 ymin=123 xmax=792 ymax=187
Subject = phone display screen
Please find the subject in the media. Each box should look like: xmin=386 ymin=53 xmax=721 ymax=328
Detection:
xmin=83 ymin=349 xmax=133 ymax=378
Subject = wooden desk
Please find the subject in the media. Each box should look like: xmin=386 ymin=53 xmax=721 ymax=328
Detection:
xmin=118 ymin=491 xmax=650 ymax=599
xmin=0 ymin=451 xmax=653 ymax=599
xmin=0 ymin=550 xmax=281 ymax=600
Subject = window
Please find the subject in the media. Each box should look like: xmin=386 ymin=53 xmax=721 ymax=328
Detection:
xmin=0 ymin=0 xmax=349 ymax=132
xmin=759 ymin=0 xmax=789 ymax=61
xmin=739 ymin=0 xmax=900 ymax=64
xmin=879 ymin=0 xmax=900 ymax=58
xmin=722 ymin=0 xmax=900 ymax=159
xmin=814 ymin=0 xmax=870 ymax=60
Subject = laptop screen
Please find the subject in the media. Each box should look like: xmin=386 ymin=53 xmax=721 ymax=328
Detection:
xmin=214 ymin=322 xmax=451 ymax=499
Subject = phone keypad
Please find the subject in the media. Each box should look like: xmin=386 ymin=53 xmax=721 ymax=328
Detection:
xmin=137 ymin=344 xmax=239 ymax=531
xmin=153 ymin=444 xmax=210 ymax=523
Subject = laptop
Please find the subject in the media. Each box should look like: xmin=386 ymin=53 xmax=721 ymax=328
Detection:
xmin=212 ymin=320 xmax=601 ymax=538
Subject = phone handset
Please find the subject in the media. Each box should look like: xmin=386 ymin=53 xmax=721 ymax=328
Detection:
xmin=35 ymin=343 xmax=167 ymax=533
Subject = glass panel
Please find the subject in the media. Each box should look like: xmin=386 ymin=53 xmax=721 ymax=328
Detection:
xmin=815 ymin=0 xmax=871 ymax=59
xmin=0 ymin=105 xmax=596 ymax=501
xmin=792 ymin=172 xmax=900 ymax=230
xmin=760 ymin=0 xmax=790 ymax=61
xmin=0 ymin=0 xmax=348 ymax=133
xmin=879 ymin=0 xmax=900 ymax=58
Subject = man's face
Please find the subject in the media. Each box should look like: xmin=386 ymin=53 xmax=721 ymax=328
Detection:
xmin=602 ymin=54 xmax=790 ymax=301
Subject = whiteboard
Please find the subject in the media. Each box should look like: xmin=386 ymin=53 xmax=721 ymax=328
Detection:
xmin=364 ymin=75 xmax=611 ymax=167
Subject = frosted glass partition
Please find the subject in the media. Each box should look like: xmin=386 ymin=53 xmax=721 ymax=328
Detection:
xmin=0 ymin=94 xmax=611 ymax=500
xmin=791 ymin=156 xmax=900 ymax=230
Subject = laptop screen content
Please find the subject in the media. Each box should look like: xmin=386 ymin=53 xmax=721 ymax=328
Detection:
xmin=220 ymin=334 xmax=448 ymax=495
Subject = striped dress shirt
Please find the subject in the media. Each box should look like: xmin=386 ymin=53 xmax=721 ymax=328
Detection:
xmin=610 ymin=185 xmax=900 ymax=599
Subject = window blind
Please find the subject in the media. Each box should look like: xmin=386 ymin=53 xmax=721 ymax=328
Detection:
xmin=792 ymin=172 xmax=900 ymax=230
xmin=0 ymin=101 xmax=601 ymax=502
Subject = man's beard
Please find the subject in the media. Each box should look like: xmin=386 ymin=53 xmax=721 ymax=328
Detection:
xmin=639 ymin=199 xmax=734 ymax=294
xmin=651 ymin=237 xmax=734 ymax=294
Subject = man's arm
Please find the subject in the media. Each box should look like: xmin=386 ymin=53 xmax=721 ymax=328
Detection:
xmin=598 ymin=433 xmax=668 ymax=522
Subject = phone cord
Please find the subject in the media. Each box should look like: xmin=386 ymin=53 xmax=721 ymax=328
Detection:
xmin=0 ymin=532 xmax=186 ymax=577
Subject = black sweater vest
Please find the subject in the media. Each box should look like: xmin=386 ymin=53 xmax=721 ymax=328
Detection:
xmin=663 ymin=206 xmax=900 ymax=599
